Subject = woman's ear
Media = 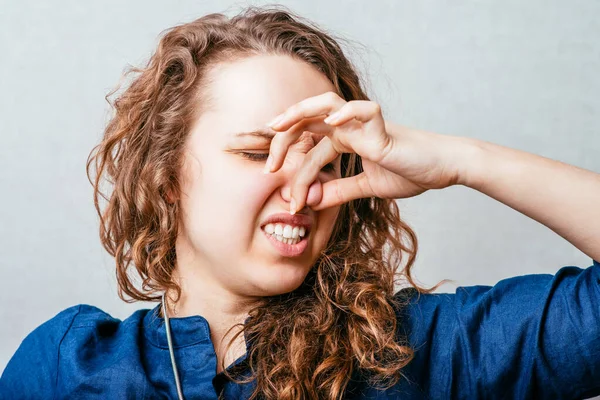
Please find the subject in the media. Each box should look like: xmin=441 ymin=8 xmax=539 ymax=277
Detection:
xmin=165 ymin=186 xmax=178 ymax=203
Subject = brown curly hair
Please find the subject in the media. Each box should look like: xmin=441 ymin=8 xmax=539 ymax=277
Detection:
xmin=86 ymin=5 xmax=453 ymax=399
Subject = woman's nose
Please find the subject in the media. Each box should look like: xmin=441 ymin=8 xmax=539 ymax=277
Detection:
xmin=281 ymin=179 xmax=323 ymax=211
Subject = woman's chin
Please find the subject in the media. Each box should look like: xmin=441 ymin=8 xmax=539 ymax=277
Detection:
xmin=250 ymin=265 xmax=311 ymax=296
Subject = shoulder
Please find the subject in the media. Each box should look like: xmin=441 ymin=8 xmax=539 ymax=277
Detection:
xmin=394 ymin=259 xmax=600 ymax=338
xmin=21 ymin=304 xmax=85 ymax=342
xmin=23 ymin=303 xmax=130 ymax=342
xmin=391 ymin=259 xmax=600 ymax=399
xmin=0 ymin=304 xmax=148 ymax=397
xmin=393 ymin=286 xmax=456 ymax=345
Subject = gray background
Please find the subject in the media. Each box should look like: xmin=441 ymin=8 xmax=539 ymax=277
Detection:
xmin=1 ymin=0 xmax=598 ymax=393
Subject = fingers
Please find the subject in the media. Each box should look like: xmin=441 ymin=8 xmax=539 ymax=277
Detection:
xmin=265 ymin=92 xmax=346 ymax=174
xmin=267 ymin=91 xmax=346 ymax=131
xmin=323 ymin=100 xmax=384 ymax=129
xmin=289 ymin=136 xmax=339 ymax=214
xmin=267 ymin=97 xmax=387 ymax=174
xmin=263 ymin=92 xmax=387 ymax=212
xmin=266 ymin=116 xmax=333 ymax=174
xmin=311 ymin=172 xmax=374 ymax=211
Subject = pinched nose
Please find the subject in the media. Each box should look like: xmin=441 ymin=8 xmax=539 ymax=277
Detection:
xmin=281 ymin=179 xmax=323 ymax=211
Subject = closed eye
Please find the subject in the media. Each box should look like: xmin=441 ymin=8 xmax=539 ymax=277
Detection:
xmin=240 ymin=152 xmax=336 ymax=173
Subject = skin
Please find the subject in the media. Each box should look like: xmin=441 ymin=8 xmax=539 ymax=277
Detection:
xmin=165 ymin=54 xmax=343 ymax=372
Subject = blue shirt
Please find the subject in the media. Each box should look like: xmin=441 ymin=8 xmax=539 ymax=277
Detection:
xmin=2 ymin=259 xmax=599 ymax=399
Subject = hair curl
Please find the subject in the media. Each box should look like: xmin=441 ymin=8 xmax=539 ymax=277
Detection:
xmin=86 ymin=5 xmax=453 ymax=399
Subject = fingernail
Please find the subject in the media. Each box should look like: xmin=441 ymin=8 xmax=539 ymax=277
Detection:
xmin=267 ymin=113 xmax=285 ymax=128
xmin=324 ymin=111 xmax=340 ymax=124
xmin=263 ymin=155 xmax=273 ymax=174
xmin=289 ymin=198 xmax=297 ymax=215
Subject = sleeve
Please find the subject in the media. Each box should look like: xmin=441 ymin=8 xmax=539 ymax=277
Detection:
xmin=0 ymin=305 xmax=82 ymax=399
xmin=455 ymin=258 xmax=600 ymax=399
xmin=398 ymin=258 xmax=600 ymax=399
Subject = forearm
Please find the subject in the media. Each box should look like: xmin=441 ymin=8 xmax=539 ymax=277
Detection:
xmin=457 ymin=136 xmax=600 ymax=262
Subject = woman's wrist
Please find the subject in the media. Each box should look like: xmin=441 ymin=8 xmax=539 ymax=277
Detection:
xmin=452 ymin=135 xmax=488 ymax=189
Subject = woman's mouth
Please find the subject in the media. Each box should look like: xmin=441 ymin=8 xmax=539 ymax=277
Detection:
xmin=260 ymin=223 xmax=310 ymax=257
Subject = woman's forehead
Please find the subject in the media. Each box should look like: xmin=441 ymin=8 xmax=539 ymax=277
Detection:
xmin=203 ymin=55 xmax=336 ymax=124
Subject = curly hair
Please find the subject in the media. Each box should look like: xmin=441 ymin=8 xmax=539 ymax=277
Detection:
xmin=86 ymin=5 xmax=453 ymax=399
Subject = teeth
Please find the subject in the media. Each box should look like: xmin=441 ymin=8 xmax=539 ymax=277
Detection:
xmin=263 ymin=223 xmax=308 ymax=245
xmin=275 ymin=235 xmax=300 ymax=245
xmin=264 ymin=223 xmax=307 ymax=238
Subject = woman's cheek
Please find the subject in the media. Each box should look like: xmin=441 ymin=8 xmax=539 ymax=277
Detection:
xmin=237 ymin=176 xmax=271 ymax=208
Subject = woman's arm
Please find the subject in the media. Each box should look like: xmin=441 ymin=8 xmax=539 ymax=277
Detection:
xmin=456 ymin=136 xmax=600 ymax=261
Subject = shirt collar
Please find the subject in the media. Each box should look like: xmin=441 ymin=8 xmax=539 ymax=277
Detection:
xmin=143 ymin=303 xmax=254 ymax=351
xmin=143 ymin=304 xmax=212 ymax=349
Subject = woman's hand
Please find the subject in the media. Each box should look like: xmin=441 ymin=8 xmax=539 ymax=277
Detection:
xmin=265 ymin=91 xmax=473 ymax=214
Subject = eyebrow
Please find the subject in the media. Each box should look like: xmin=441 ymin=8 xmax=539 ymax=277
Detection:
xmin=233 ymin=129 xmax=328 ymax=144
xmin=233 ymin=129 xmax=275 ymax=140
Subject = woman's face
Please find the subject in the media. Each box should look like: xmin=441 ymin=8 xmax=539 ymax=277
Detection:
xmin=175 ymin=54 xmax=342 ymax=298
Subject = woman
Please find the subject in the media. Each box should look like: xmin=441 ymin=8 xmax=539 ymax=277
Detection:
xmin=1 ymin=5 xmax=599 ymax=400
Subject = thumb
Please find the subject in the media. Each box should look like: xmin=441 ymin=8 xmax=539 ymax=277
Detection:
xmin=311 ymin=172 xmax=374 ymax=211
xmin=303 ymin=179 xmax=324 ymax=209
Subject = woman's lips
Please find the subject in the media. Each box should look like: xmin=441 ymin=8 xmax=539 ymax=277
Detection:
xmin=260 ymin=228 xmax=309 ymax=257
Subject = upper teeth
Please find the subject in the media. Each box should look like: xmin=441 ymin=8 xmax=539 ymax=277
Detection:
xmin=263 ymin=224 xmax=307 ymax=239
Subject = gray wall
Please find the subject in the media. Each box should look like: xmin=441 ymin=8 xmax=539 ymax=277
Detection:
xmin=1 ymin=0 xmax=598 ymax=391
